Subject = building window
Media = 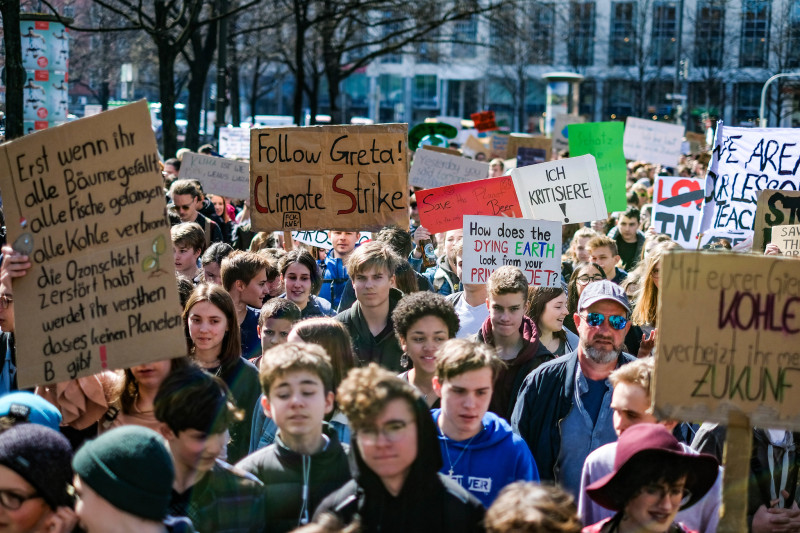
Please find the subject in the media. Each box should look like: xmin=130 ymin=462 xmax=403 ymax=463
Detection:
xmin=695 ymin=1 xmax=725 ymax=67
xmin=740 ymin=0 xmax=770 ymax=68
xmin=413 ymin=75 xmax=438 ymax=108
xmin=379 ymin=74 xmax=404 ymax=107
xmin=568 ymin=2 xmax=595 ymax=67
xmin=452 ymin=16 xmax=477 ymax=59
xmin=651 ymin=1 xmax=677 ymax=67
xmin=529 ymin=3 xmax=555 ymax=64
xmin=736 ymin=82 xmax=761 ymax=125
xmin=787 ymin=0 xmax=800 ymax=68
xmin=610 ymin=2 xmax=636 ymax=66
xmin=380 ymin=11 xmax=403 ymax=64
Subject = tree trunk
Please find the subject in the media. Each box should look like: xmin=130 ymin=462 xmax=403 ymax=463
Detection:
xmin=158 ymin=45 xmax=179 ymax=158
xmin=185 ymin=65 xmax=207 ymax=150
xmin=229 ymin=30 xmax=241 ymax=126
xmin=249 ymin=55 xmax=261 ymax=120
xmin=327 ymin=75 xmax=343 ymax=124
xmin=2 ymin=0 xmax=25 ymax=139
xmin=292 ymin=0 xmax=306 ymax=125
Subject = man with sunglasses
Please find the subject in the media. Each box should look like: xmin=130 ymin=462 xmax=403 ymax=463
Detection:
xmin=169 ymin=179 xmax=223 ymax=246
xmin=511 ymin=280 xmax=635 ymax=499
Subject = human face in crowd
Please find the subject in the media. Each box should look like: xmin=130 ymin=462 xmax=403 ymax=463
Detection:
xmin=74 ymin=477 xmax=118 ymax=533
xmin=576 ymin=300 xmax=631 ymax=365
xmin=399 ymin=315 xmax=450 ymax=376
xmin=575 ymin=265 xmax=605 ymax=298
xmin=259 ymin=317 xmax=294 ymax=352
xmin=164 ymin=163 xmax=179 ymax=177
xmin=589 ymin=246 xmax=619 ymax=280
xmin=356 ymin=398 xmax=418 ymax=496
xmin=573 ymin=236 xmax=591 ymax=263
xmin=188 ymin=301 xmax=229 ymax=357
xmin=283 ymin=263 xmax=313 ymax=309
xmin=539 ymin=292 xmax=568 ymax=335
xmin=617 ymin=215 xmax=640 ymax=243
xmin=173 ymin=243 xmax=201 ymax=278
xmin=130 ymin=360 xmax=172 ymax=391
xmin=163 ymin=427 xmax=227 ymax=476
xmin=489 ymin=162 xmax=503 ymax=178
xmin=203 ymin=261 xmax=222 ymax=285
xmin=591 ymin=219 xmax=607 ymax=234
xmin=444 ymin=230 xmax=463 ymax=260
xmin=610 ymin=381 xmax=658 ymax=436
xmin=211 ymin=195 xmax=225 ymax=217
xmin=239 ymin=270 xmax=270 ymax=308
xmin=329 ymin=231 xmax=359 ymax=258
xmin=651 ymin=260 xmax=662 ymax=290
xmin=0 ymin=464 xmax=52 ymax=533
xmin=172 ymin=193 xmax=199 ymax=223
xmin=0 ymin=290 xmax=14 ymax=333
xmin=434 ymin=367 xmax=493 ymax=442
xmin=487 ymin=292 xmax=526 ymax=340
xmin=263 ymin=370 xmax=333 ymax=447
xmin=353 ymin=266 xmax=395 ymax=310
xmin=622 ymin=476 xmax=688 ymax=533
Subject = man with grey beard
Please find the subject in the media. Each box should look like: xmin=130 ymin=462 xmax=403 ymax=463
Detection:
xmin=511 ymin=280 xmax=635 ymax=498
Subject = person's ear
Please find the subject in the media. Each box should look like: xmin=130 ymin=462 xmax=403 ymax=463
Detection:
xmin=574 ymin=312 xmax=582 ymax=328
xmin=324 ymin=391 xmax=335 ymax=415
xmin=261 ymin=395 xmax=273 ymax=419
xmin=256 ymin=325 xmax=262 ymax=339
xmin=235 ymin=279 xmax=245 ymax=293
xmin=389 ymin=274 xmax=396 ymax=287
xmin=660 ymin=419 xmax=679 ymax=432
xmin=398 ymin=335 xmax=408 ymax=354
xmin=158 ymin=422 xmax=176 ymax=441
xmin=432 ymin=376 xmax=444 ymax=399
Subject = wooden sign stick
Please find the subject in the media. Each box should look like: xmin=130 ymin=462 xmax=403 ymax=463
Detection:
xmin=718 ymin=410 xmax=752 ymax=532
xmin=284 ymin=231 xmax=294 ymax=251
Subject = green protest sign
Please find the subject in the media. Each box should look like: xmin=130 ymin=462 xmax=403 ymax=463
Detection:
xmin=567 ymin=121 xmax=627 ymax=213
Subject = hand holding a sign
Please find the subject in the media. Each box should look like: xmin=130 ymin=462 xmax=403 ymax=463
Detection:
xmin=0 ymin=245 xmax=31 ymax=281
xmin=765 ymin=243 xmax=782 ymax=256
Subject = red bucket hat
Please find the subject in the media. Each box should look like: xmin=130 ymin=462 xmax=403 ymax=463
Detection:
xmin=586 ymin=424 xmax=719 ymax=512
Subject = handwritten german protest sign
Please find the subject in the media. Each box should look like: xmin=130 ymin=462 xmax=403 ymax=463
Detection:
xmin=462 ymin=215 xmax=561 ymax=286
xmin=219 ymin=126 xmax=250 ymax=158
xmin=180 ymin=152 xmax=249 ymax=200
xmin=506 ymin=134 xmax=552 ymax=163
xmin=654 ymin=251 xmax=800 ymax=429
xmin=490 ymin=133 xmax=510 ymax=160
xmin=651 ymin=176 xmax=704 ymax=248
xmin=770 ymin=225 xmax=800 ymax=256
xmin=622 ymin=117 xmax=684 ymax=168
xmin=553 ymin=114 xmax=584 ymax=153
xmin=408 ymin=148 xmax=489 ymax=188
xmin=701 ymin=124 xmax=800 ymax=239
xmin=511 ymin=154 xmax=607 ymax=224
xmin=0 ymin=101 xmax=185 ymax=387
xmin=250 ymin=124 xmax=408 ymax=232
xmin=291 ymin=231 xmax=371 ymax=250
xmin=417 ymin=176 xmax=522 ymax=234
xmin=568 ymin=121 xmax=627 ymax=212
xmin=752 ymin=189 xmax=800 ymax=252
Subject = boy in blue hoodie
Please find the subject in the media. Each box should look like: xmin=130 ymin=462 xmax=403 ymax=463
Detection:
xmin=431 ymin=338 xmax=538 ymax=507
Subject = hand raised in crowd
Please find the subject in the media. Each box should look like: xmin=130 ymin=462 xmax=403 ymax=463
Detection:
xmin=44 ymin=506 xmax=79 ymax=533
xmin=0 ymin=245 xmax=32 ymax=281
xmin=637 ymin=329 xmax=657 ymax=358
xmin=411 ymin=225 xmax=431 ymax=258
xmin=764 ymin=243 xmax=783 ymax=256
xmin=752 ymin=492 xmax=800 ymax=533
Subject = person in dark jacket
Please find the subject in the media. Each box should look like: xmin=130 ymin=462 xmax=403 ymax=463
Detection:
xmin=606 ymin=207 xmax=646 ymax=272
xmin=470 ymin=266 xmax=541 ymax=421
xmin=279 ymin=249 xmax=334 ymax=319
xmin=511 ymin=280 xmax=636 ymax=499
xmin=236 ymin=343 xmax=350 ymax=533
xmin=313 ymin=364 xmax=485 ymax=533
xmin=335 ymin=242 xmax=405 ymax=372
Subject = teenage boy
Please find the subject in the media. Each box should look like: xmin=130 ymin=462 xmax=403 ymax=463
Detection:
xmin=236 ymin=343 xmax=350 ymax=533
xmin=335 ymin=241 xmax=404 ymax=371
xmin=587 ymin=235 xmax=627 ymax=285
xmin=221 ymin=251 xmax=274 ymax=360
xmin=607 ymin=207 xmax=645 ymax=272
xmin=470 ymin=266 xmax=541 ymax=421
xmin=446 ymin=242 xmax=489 ymax=338
xmin=172 ymin=222 xmax=205 ymax=281
xmin=156 ymin=365 xmax=265 ymax=533
xmin=319 ymin=230 xmax=360 ymax=309
xmin=170 ymin=179 xmax=223 ymax=246
xmin=432 ymin=339 xmax=538 ymax=506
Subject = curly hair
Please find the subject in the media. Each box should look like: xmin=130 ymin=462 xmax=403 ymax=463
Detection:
xmin=485 ymin=482 xmax=582 ymax=533
xmin=337 ymin=364 xmax=419 ymax=430
xmin=391 ymin=292 xmax=460 ymax=342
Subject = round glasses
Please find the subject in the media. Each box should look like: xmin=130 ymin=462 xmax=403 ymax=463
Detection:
xmin=357 ymin=420 xmax=415 ymax=445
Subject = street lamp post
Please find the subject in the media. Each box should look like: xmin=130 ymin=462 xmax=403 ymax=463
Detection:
xmin=759 ymin=72 xmax=800 ymax=127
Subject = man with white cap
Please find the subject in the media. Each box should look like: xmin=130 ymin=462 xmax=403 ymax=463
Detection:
xmin=511 ymin=280 xmax=636 ymax=498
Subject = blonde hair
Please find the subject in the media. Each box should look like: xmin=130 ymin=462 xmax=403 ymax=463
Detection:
xmin=609 ymin=357 xmax=654 ymax=412
xmin=346 ymin=241 xmax=401 ymax=278
xmin=485 ymin=482 xmax=582 ymax=533
xmin=631 ymin=241 xmax=681 ymax=327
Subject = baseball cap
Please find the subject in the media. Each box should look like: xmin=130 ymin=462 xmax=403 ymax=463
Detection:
xmin=578 ymin=279 xmax=631 ymax=314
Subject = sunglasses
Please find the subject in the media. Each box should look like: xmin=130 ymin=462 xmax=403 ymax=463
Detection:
xmin=581 ymin=312 xmax=628 ymax=330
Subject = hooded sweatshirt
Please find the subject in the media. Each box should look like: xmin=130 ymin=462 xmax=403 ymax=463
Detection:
xmin=425 ymin=254 xmax=460 ymax=296
xmin=314 ymin=397 xmax=485 ymax=533
xmin=335 ymin=288 xmax=405 ymax=372
xmin=471 ymin=315 xmax=542 ymax=421
xmin=431 ymin=409 xmax=539 ymax=507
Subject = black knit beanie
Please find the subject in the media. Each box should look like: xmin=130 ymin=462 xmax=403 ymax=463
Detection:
xmin=0 ymin=423 xmax=74 ymax=509
xmin=72 ymin=425 xmax=174 ymax=522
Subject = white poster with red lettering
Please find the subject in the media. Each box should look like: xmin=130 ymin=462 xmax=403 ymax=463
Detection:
xmin=652 ymin=176 xmax=705 ymax=248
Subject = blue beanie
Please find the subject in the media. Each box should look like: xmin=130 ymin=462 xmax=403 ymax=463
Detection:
xmin=0 ymin=392 xmax=62 ymax=430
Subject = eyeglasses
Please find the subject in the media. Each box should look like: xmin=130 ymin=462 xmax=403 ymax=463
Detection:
xmin=640 ymin=483 xmax=692 ymax=505
xmin=581 ymin=312 xmax=628 ymax=330
xmin=576 ymin=274 xmax=604 ymax=285
xmin=174 ymin=204 xmax=193 ymax=212
xmin=0 ymin=489 xmax=41 ymax=510
xmin=357 ymin=420 xmax=415 ymax=445
xmin=0 ymin=295 xmax=13 ymax=309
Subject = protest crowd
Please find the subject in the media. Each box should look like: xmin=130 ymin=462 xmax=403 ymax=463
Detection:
xmin=0 ymin=108 xmax=799 ymax=533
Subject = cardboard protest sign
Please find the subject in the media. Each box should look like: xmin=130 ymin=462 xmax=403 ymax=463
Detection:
xmin=422 ymin=144 xmax=461 ymax=157
xmin=470 ymin=111 xmax=498 ymax=133
xmin=517 ymin=147 xmax=547 ymax=168
xmin=701 ymin=124 xmax=800 ymax=239
xmin=568 ymin=121 xmax=627 ymax=212
xmin=462 ymin=215 xmax=561 ymax=286
xmin=654 ymin=251 xmax=800 ymax=429
xmin=408 ymin=149 xmax=489 ymax=189
xmin=0 ymin=100 xmax=185 ymax=387
xmin=770 ymin=224 xmax=800 ymax=256
xmin=553 ymin=114 xmax=584 ymax=152
xmin=651 ymin=176 xmax=704 ymax=248
xmin=490 ymin=133 xmax=509 ymax=160
xmin=462 ymin=135 xmax=489 ymax=159
xmin=623 ymin=117 xmax=684 ymax=167
xmin=506 ymin=134 xmax=552 ymax=163
xmin=291 ymin=230 xmax=370 ymax=250
xmin=511 ymin=155 xmax=608 ymax=224
xmin=180 ymin=152 xmax=249 ymax=200
xmin=219 ymin=126 xmax=250 ymax=158
xmin=417 ymin=176 xmax=522 ymax=234
xmin=752 ymin=189 xmax=800 ymax=252
xmin=250 ymin=124 xmax=408 ymax=232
